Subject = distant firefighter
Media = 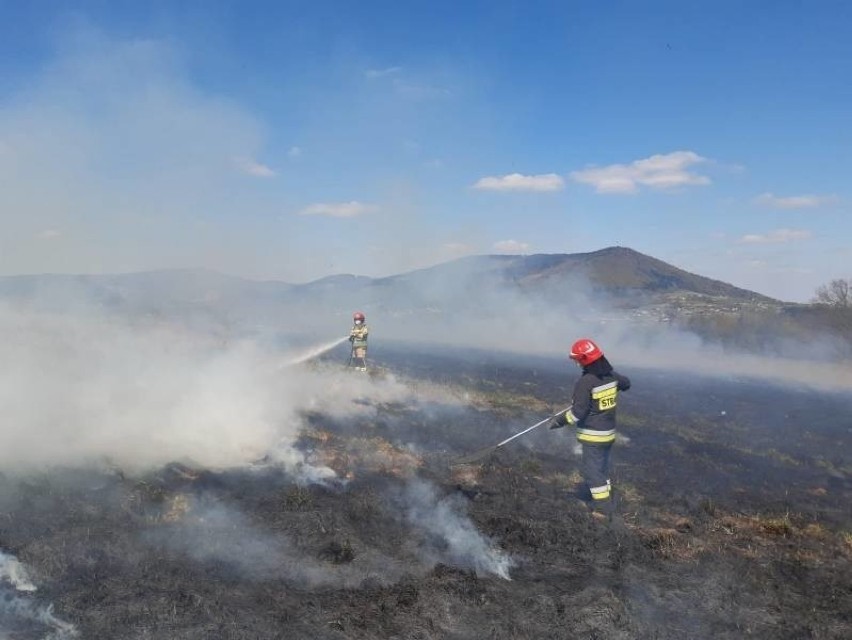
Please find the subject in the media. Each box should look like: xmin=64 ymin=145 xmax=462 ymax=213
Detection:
xmin=348 ymin=311 xmax=369 ymax=371
xmin=549 ymin=338 xmax=631 ymax=521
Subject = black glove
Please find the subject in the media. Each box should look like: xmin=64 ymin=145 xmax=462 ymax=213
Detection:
xmin=349 ymin=335 xmax=355 ymax=343
xmin=548 ymin=416 xmax=564 ymax=430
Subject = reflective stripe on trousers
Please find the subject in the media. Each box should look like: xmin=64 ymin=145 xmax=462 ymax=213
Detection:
xmin=590 ymin=483 xmax=611 ymax=500
xmin=576 ymin=428 xmax=616 ymax=444
xmin=581 ymin=443 xmax=613 ymax=512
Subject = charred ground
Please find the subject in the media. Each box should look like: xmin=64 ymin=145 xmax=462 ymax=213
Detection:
xmin=1 ymin=344 xmax=850 ymax=639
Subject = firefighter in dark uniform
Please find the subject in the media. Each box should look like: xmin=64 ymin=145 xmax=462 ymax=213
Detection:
xmin=549 ymin=338 xmax=630 ymax=519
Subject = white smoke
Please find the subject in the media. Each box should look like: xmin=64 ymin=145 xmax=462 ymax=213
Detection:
xmin=144 ymin=497 xmax=408 ymax=588
xmin=0 ymin=303 xmax=280 ymax=471
xmin=0 ymin=551 xmax=37 ymax=592
xmin=254 ymin=448 xmax=339 ymax=486
xmin=0 ymin=301 xmax=440 ymax=474
xmin=146 ymin=484 xmax=514 ymax=588
xmin=398 ymin=479 xmax=514 ymax=580
xmin=0 ymin=599 xmax=79 ymax=640
xmin=0 ymin=551 xmax=79 ymax=639
xmin=339 ymin=257 xmax=852 ymax=394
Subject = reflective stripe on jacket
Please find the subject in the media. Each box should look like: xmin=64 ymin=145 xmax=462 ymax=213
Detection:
xmin=566 ymin=362 xmax=630 ymax=446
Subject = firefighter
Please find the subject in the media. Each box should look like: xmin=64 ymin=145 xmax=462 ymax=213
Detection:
xmin=348 ymin=311 xmax=369 ymax=371
xmin=549 ymin=338 xmax=630 ymax=520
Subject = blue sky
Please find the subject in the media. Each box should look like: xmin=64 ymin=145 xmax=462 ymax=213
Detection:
xmin=0 ymin=1 xmax=849 ymax=301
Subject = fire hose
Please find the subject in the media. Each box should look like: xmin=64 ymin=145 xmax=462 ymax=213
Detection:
xmin=451 ymin=405 xmax=573 ymax=465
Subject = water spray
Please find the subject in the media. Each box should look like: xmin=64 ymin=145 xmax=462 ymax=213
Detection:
xmin=281 ymin=336 xmax=349 ymax=367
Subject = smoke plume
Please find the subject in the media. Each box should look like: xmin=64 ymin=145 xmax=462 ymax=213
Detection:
xmin=392 ymin=479 xmax=514 ymax=580
xmin=143 ymin=496 xmax=409 ymax=588
xmin=0 ymin=551 xmax=79 ymax=639
xmin=0 ymin=301 xmax=445 ymax=474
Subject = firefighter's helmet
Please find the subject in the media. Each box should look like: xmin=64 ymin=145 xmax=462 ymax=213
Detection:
xmin=569 ymin=338 xmax=603 ymax=366
xmin=353 ymin=311 xmax=365 ymax=322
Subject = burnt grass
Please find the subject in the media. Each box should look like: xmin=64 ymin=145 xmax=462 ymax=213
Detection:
xmin=2 ymin=344 xmax=851 ymax=639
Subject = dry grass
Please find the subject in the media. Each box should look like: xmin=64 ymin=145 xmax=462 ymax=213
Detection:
xmin=634 ymin=526 xmax=704 ymax=561
xmin=518 ymin=458 xmax=542 ymax=474
xmin=616 ymin=482 xmax=643 ymax=505
xmin=304 ymin=432 xmax=424 ymax=479
xmin=697 ymin=509 xmax=852 ymax=567
xmin=757 ymin=513 xmax=794 ymax=537
xmin=160 ymin=494 xmax=191 ymax=523
xmin=449 ymin=465 xmax=483 ymax=487
xmin=449 ymin=383 xmax=551 ymax=417
xmin=283 ymin=486 xmax=313 ymax=509
xmin=765 ymin=448 xmax=800 ymax=467
xmin=842 ymin=531 xmax=852 ymax=554
xmin=540 ymin=470 xmax=583 ymax=489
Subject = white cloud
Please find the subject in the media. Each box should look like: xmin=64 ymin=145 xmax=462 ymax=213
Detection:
xmin=754 ymin=192 xmax=839 ymax=209
xmin=570 ymin=150 xmax=710 ymax=194
xmin=37 ymin=229 xmax=61 ymax=240
xmin=287 ymin=146 xmax=302 ymax=158
xmin=492 ymin=240 xmax=530 ymax=253
xmin=297 ymin=201 xmax=378 ymax=218
xmin=472 ymin=173 xmax=564 ymax=192
xmin=234 ymin=156 xmax=276 ymax=177
xmin=737 ymin=228 xmax=813 ymax=244
xmin=365 ymin=66 xmax=402 ymax=78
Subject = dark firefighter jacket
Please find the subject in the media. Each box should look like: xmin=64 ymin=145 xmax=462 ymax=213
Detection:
xmin=553 ymin=356 xmax=631 ymax=445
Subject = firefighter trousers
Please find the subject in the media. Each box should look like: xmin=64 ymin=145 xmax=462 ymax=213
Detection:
xmin=581 ymin=442 xmax=613 ymax=514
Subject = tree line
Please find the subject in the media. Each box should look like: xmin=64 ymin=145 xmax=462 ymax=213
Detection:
xmin=812 ymin=278 xmax=851 ymax=309
xmin=675 ymin=278 xmax=852 ymax=359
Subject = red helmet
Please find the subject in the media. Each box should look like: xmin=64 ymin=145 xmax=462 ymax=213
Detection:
xmin=353 ymin=311 xmax=365 ymax=322
xmin=569 ymin=338 xmax=603 ymax=366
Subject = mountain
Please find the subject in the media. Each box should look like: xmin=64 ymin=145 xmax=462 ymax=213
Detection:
xmin=505 ymin=246 xmax=772 ymax=300
xmin=0 ymin=246 xmax=767 ymax=302
xmin=0 ymin=246 xmax=779 ymax=321
xmin=299 ymin=245 xmax=771 ymax=298
xmin=0 ymin=247 xmax=846 ymax=358
xmin=370 ymin=246 xmax=775 ymax=304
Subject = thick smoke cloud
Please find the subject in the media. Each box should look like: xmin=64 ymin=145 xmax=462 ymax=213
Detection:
xmin=345 ymin=259 xmax=852 ymax=393
xmin=3 ymin=257 xmax=849 ymax=477
xmin=0 ymin=302 xmax=282 ymax=471
xmin=0 ymin=300 xmax=455 ymax=474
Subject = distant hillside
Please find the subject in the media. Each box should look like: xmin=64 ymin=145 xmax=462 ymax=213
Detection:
xmin=0 ymin=247 xmax=773 ymax=304
xmin=0 ymin=247 xmax=779 ymax=318
xmin=507 ymin=246 xmax=775 ymax=301
xmin=366 ymin=246 xmax=770 ymax=301
xmin=2 ymin=248 xmax=848 ymax=358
